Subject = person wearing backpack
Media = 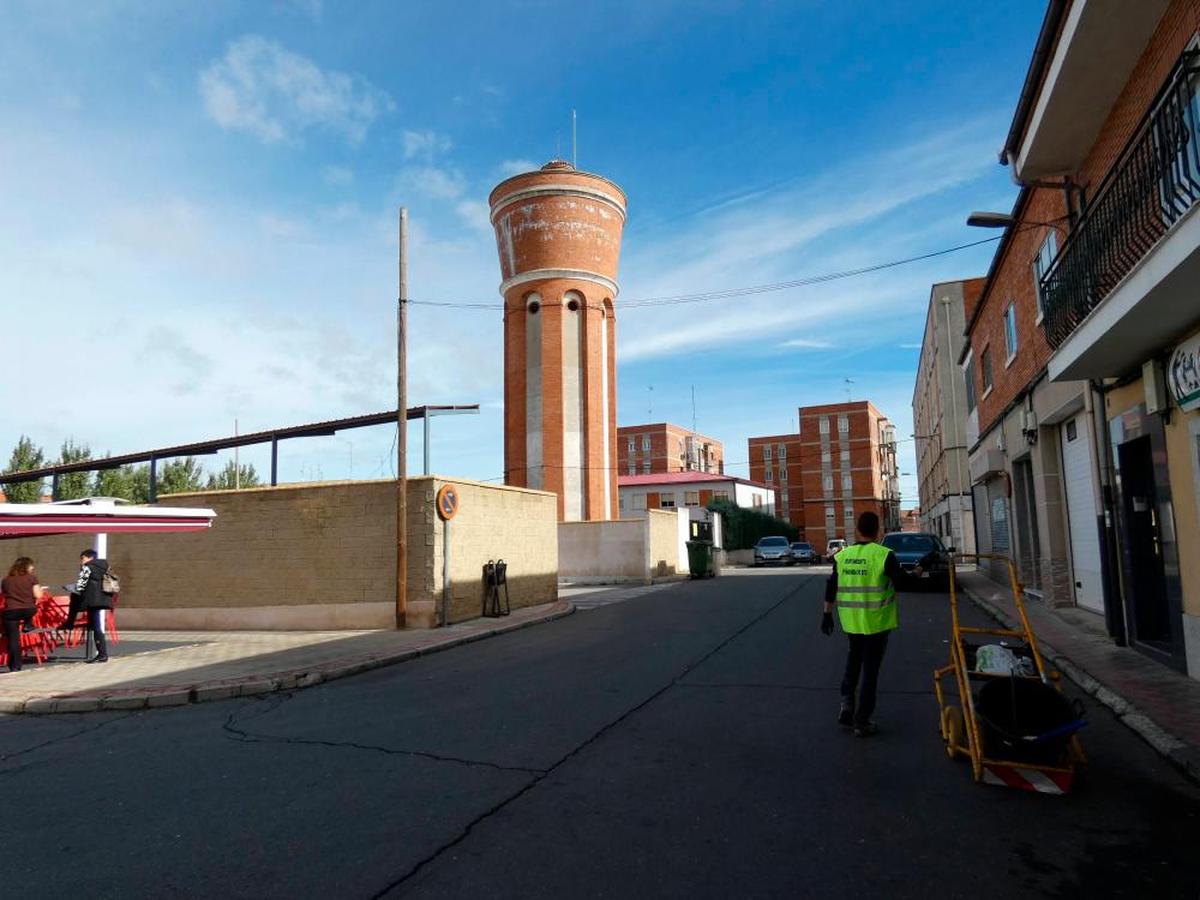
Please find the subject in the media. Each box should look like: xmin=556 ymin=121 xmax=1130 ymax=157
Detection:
xmin=61 ymin=549 xmax=114 ymax=663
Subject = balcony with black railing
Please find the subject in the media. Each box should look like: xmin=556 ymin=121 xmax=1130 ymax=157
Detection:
xmin=1041 ymin=49 xmax=1200 ymax=376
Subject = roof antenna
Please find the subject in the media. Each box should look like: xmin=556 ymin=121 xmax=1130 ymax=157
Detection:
xmin=572 ymin=109 xmax=577 ymax=168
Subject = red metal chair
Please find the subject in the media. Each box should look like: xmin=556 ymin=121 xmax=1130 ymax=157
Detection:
xmin=0 ymin=593 xmax=58 ymax=668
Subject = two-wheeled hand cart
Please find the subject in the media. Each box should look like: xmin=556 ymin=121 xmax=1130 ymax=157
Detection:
xmin=934 ymin=553 xmax=1087 ymax=794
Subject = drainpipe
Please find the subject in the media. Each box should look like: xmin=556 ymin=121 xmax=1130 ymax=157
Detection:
xmin=1088 ymin=379 xmax=1127 ymax=645
xmin=942 ymin=296 xmax=968 ymax=550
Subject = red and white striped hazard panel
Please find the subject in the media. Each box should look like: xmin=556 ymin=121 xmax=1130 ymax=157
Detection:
xmin=982 ymin=764 xmax=1073 ymax=794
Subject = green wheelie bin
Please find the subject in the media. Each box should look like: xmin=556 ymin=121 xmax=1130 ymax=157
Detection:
xmin=686 ymin=540 xmax=715 ymax=578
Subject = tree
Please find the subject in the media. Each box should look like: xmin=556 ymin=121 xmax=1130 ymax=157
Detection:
xmin=206 ymin=460 xmax=262 ymax=491
xmin=93 ymin=463 xmax=151 ymax=503
xmin=1 ymin=436 xmax=46 ymax=503
xmin=706 ymin=498 xmax=799 ymax=550
xmin=56 ymin=438 xmax=93 ymax=500
xmin=158 ymin=457 xmax=206 ymax=496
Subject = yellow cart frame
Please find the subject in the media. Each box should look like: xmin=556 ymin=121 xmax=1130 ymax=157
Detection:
xmin=934 ymin=554 xmax=1086 ymax=794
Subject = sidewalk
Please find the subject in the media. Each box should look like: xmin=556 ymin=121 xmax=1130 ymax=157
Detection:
xmin=957 ymin=569 xmax=1200 ymax=784
xmin=0 ymin=600 xmax=573 ymax=715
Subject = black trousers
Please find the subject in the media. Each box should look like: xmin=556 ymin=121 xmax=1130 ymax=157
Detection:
xmin=3 ymin=608 xmax=36 ymax=671
xmin=840 ymin=632 xmax=890 ymax=726
xmin=63 ymin=603 xmax=108 ymax=659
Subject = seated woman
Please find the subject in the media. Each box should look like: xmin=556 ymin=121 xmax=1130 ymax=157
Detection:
xmin=1 ymin=557 xmax=46 ymax=672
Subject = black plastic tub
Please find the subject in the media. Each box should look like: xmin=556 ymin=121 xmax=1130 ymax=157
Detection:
xmin=976 ymin=677 xmax=1083 ymax=765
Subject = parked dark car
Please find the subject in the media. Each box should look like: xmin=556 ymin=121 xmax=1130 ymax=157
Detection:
xmin=880 ymin=531 xmax=954 ymax=589
xmin=753 ymin=536 xmax=793 ymax=566
xmin=789 ymin=541 xmax=815 ymax=564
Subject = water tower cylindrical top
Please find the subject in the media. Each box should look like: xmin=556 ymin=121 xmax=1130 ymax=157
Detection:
xmin=489 ymin=160 xmax=627 ymax=301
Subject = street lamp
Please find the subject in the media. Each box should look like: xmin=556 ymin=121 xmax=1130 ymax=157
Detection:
xmin=966 ymin=211 xmax=1068 ymax=238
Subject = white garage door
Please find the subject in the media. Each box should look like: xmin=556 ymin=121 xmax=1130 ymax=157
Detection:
xmin=1061 ymin=415 xmax=1104 ymax=613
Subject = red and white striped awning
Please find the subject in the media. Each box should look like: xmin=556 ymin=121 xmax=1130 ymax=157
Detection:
xmin=0 ymin=498 xmax=216 ymax=540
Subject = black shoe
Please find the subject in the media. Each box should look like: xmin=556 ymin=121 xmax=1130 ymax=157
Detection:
xmin=838 ymin=699 xmax=855 ymax=728
xmin=853 ymin=721 xmax=878 ymax=738
xmin=86 ymin=655 xmax=108 ymax=664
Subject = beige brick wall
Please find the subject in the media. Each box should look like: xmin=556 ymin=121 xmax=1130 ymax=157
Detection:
xmin=646 ymin=508 xmax=679 ymax=577
xmin=2 ymin=476 xmax=559 ymax=630
xmin=425 ymin=477 xmax=559 ymax=627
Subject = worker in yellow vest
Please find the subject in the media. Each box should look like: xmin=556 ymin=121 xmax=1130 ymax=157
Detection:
xmin=820 ymin=511 xmax=917 ymax=737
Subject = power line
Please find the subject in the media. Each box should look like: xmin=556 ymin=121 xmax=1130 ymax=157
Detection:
xmin=405 ymin=234 xmax=1004 ymax=312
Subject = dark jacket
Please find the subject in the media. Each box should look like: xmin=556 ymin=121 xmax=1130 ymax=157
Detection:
xmin=73 ymin=559 xmax=113 ymax=610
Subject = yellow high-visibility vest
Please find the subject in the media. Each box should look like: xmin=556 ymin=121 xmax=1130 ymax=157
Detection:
xmin=834 ymin=542 xmax=898 ymax=635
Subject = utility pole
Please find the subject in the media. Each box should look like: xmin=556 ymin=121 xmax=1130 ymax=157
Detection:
xmin=396 ymin=207 xmax=409 ymax=629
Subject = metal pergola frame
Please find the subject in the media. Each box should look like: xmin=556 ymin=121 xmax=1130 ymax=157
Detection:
xmin=2 ymin=405 xmax=479 ymax=502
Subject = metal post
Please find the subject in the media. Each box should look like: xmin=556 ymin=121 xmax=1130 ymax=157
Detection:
xmin=441 ymin=518 xmax=450 ymax=626
xmin=396 ymin=207 xmax=409 ymax=629
xmin=149 ymin=457 xmax=158 ymax=502
xmin=270 ymin=438 xmax=279 ymax=486
xmin=424 ymin=410 xmax=431 ymax=476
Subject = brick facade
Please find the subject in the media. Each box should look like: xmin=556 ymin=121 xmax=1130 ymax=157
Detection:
xmin=748 ymin=433 xmax=803 ymax=529
xmin=749 ymin=401 xmax=898 ymax=548
xmin=617 ymin=423 xmax=724 ymax=476
xmin=491 ymin=161 xmax=626 ymax=521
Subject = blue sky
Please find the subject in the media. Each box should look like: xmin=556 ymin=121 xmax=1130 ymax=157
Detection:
xmin=0 ymin=0 xmax=1045 ymax=503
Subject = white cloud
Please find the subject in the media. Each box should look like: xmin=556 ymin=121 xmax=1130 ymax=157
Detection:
xmin=780 ymin=338 xmax=832 ymax=349
xmin=455 ymin=199 xmax=492 ymax=233
xmin=897 ymin=342 xmax=923 ymax=349
xmin=322 ymin=165 xmax=353 ymax=185
xmin=398 ymin=165 xmax=466 ymax=200
xmin=497 ymin=158 xmax=537 ymax=178
xmin=199 ymin=36 xmax=393 ymax=144
xmin=403 ymin=129 xmax=453 ymax=161
xmin=616 ymin=116 xmax=1004 ymax=361
xmin=258 ymin=212 xmax=310 ymax=241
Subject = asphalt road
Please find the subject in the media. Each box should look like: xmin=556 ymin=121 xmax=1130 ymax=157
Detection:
xmin=2 ymin=570 xmax=1198 ymax=899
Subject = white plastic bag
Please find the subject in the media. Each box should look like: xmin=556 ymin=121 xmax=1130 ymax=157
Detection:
xmin=976 ymin=644 xmax=1017 ymax=675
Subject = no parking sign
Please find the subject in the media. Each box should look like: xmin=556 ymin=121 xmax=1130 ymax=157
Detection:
xmin=436 ymin=484 xmax=460 ymax=521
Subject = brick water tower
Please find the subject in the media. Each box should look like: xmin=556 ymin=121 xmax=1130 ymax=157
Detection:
xmin=489 ymin=160 xmax=626 ymax=521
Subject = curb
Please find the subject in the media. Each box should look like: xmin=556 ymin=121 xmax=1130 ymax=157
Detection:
xmin=959 ymin=582 xmax=1200 ymax=786
xmin=0 ymin=601 xmax=576 ymax=716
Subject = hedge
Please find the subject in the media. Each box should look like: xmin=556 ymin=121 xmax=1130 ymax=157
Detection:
xmin=707 ymin=499 xmax=798 ymax=550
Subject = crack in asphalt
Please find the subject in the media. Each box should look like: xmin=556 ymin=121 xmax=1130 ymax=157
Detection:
xmin=221 ymin=694 xmax=546 ymax=777
xmin=676 ymin=681 xmax=936 ymax=695
xmin=367 ymin=577 xmax=815 ymax=900
xmin=0 ymin=711 xmax=136 ymax=778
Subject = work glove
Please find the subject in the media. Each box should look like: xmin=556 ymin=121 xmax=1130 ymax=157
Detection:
xmin=821 ymin=612 xmax=834 ymax=636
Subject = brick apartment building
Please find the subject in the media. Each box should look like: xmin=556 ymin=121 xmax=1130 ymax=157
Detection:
xmin=746 ymin=433 xmax=803 ymax=527
xmin=965 ymin=0 xmax=1200 ymax=678
xmin=749 ymin=401 xmax=899 ymax=548
xmin=913 ymin=278 xmax=984 ymax=555
xmin=617 ymin=423 xmax=723 ymax=477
